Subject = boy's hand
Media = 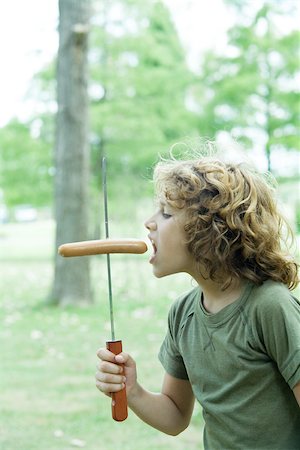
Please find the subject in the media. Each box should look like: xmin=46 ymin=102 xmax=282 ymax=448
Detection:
xmin=95 ymin=348 xmax=137 ymax=398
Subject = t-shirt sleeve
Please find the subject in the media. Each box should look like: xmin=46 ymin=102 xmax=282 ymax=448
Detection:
xmin=256 ymin=291 xmax=300 ymax=389
xmin=158 ymin=301 xmax=189 ymax=380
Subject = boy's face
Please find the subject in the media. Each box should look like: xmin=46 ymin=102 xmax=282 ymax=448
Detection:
xmin=145 ymin=201 xmax=195 ymax=278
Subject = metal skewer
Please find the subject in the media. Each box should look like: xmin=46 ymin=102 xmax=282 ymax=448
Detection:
xmin=58 ymin=155 xmax=143 ymax=421
xmin=102 ymin=157 xmax=115 ymax=341
xmin=101 ymin=156 xmax=128 ymax=421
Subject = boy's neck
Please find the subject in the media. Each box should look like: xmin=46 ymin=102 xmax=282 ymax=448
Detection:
xmin=200 ymin=279 xmax=245 ymax=314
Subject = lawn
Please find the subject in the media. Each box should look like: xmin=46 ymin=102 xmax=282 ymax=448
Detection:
xmin=0 ymin=219 xmax=204 ymax=450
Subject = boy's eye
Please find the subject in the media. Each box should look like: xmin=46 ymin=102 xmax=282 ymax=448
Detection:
xmin=162 ymin=211 xmax=172 ymax=219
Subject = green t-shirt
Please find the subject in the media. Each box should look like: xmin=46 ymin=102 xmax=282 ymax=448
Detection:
xmin=158 ymin=280 xmax=300 ymax=450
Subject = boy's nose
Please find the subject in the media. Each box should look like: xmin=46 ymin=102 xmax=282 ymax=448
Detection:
xmin=144 ymin=217 xmax=157 ymax=231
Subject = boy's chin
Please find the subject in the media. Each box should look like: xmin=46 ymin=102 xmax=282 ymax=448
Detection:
xmin=152 ymin=268 xmax=166 ymax=278
xmin=153 ymin=268 xmax=175 ymax=279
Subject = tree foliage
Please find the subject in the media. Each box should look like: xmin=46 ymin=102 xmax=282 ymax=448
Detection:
xmin=1 ymin=0 xmax=299 ymax=211
xmin=0 ymin=0 xmax=195 ymax=210
xmin=89 ymin=0 xmax=195 ymax=175
xmin=0 ymin=120 xmax=53 ymax=207
xmin=195 ymin=1 xmax=300 ymax=172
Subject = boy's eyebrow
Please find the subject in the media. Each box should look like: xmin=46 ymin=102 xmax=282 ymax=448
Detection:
xmin=160 ymin=201 xmax=179 ymax=214
xmin=156 ymin=197 xmax=166 ymax=207
xmin=157 ymin=198 xmax=178 ymax=212
xmin=160 ymin=201 xmax=175 ymax=211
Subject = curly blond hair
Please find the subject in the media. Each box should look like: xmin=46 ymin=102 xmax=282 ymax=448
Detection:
xmin=154 ymin=157 xmax=299 ymax=290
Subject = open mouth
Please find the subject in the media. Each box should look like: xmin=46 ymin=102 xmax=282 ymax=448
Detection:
xmin=151 ymin=239 xmax=157 ymax=255
xmin=149 ymin=238 xmax=157 ymax=263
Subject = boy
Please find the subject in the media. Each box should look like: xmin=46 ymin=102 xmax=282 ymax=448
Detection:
xmin=96 ymin=156 xmax=300 ymax=449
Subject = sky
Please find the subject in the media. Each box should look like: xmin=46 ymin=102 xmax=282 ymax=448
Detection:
xmin=0 ymin=1 xmax=58 ymax=126
xmin=0 ymin=0 xmax=233 ymax=127
xmin=164 ymin=0 xmax=233 ymax=66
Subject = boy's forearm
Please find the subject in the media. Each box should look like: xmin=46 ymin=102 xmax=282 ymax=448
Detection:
xmin=127 ymin=383 xmax=189 ymax=436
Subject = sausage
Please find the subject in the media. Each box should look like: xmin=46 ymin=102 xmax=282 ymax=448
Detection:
xmin=58 ymin=238 xmax=148 ymax=257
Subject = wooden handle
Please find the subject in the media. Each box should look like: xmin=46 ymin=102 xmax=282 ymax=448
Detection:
xmin=106 ymin=340 xmax=128 ymax=422
xmin=58 ymin=238 xmax=147 ymax=257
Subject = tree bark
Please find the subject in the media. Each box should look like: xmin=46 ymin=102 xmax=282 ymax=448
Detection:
xmin=50 ymin=0 xmax=92 ymax=305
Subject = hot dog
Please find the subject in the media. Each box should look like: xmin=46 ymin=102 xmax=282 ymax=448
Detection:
xmin=58 ymin=238 xmax=148 ymax=257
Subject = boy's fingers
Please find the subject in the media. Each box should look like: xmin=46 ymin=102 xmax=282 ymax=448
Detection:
xmin=96 ymin=380 xmax=125 ymax=393
xmin=95 ymin=371 xmax=126 ymax=384
xmin=115 ymin=352 xmax=136 ymax=368
xmin=97 ymin=360 xmax=123 ymax=374
xmin=97 ymin=348 xmax=135 ymax=370
xmin=96 ymin=348 xmax=116 ymax=362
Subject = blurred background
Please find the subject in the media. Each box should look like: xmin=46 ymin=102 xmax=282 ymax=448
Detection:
xmin=0 ymin=1 xmax=299 ymax=449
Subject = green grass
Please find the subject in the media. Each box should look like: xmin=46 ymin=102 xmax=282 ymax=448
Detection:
xmin=0 ymin=220 xmax=204 ymax=450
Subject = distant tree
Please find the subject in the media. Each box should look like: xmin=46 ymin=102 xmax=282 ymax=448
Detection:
xmin=89 ymin=0 xmax=195 ymax=175
xmin=12 ymin=0 xmax=195 ymax=200
xmin=1 ymin=0 xmax=195 ymax=232
xmin=0 ymin=120 xmax=52 ymax=207
xmin=195 ymin=1 xmax=300 ymax=173
xmin=50 ymin=0 xmax=92 ymax=305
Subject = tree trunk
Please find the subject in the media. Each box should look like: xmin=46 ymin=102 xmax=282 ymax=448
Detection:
xmin=50 ymin=0 xmax=92 ymax=305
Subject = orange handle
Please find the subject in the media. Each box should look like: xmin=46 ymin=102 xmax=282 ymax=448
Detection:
xmin=106 ymin=340 xmax=128 ymax=422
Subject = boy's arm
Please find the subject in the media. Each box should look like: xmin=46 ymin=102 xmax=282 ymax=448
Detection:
xmin=293 ymin=382 xmax=300 ymax=407
xmin=96 ymin=349 xmax=195 ymax=435
xmin=128 ymin=372 xmax=195 ymax=436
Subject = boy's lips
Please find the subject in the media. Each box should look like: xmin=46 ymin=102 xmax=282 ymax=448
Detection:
xmin=148 ymin=236 xmax=157 ymax=263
